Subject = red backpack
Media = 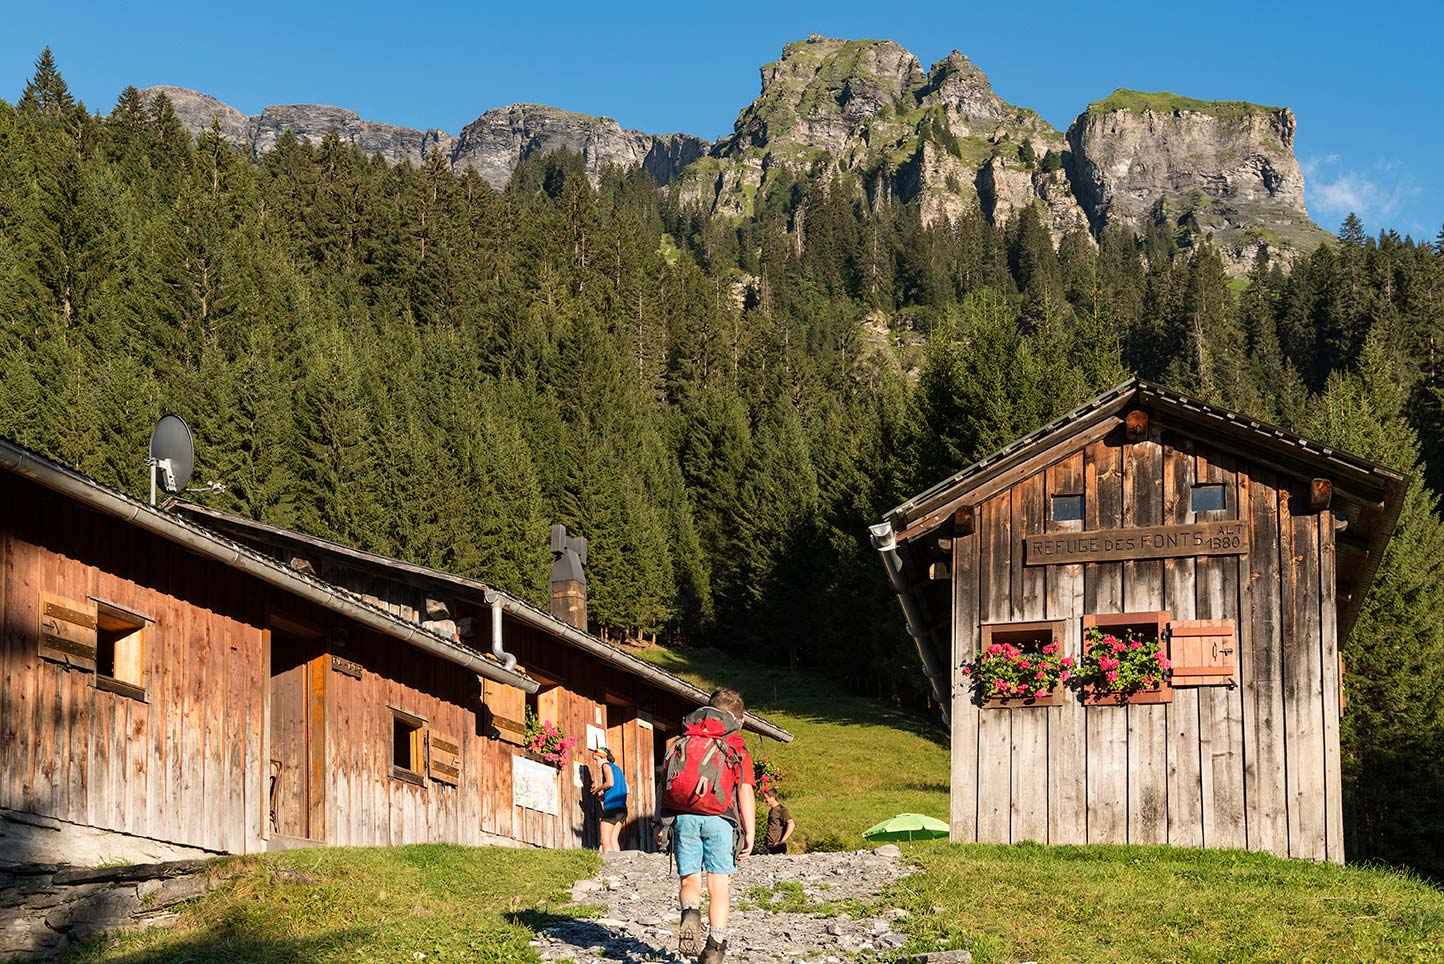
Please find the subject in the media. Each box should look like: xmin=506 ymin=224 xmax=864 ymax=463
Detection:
xmin=662 ymin=707 xmax=746 ymax=820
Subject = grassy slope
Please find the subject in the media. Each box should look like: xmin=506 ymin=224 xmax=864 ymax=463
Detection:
xmin=53 ymin=648 xmax=1444 ymax=963
xmin=889 ymin=843 xmax=1444 ymax=964
xmin=59 ymin=845 xmax=597 ymax=964
xmin=636 ymin=646 xmax=952 ymax=851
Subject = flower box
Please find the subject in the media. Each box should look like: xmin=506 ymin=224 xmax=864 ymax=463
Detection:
xmin=1075 ymin=611 xmax=1174 ymax=705
xmin=1080 ymin=682 xmax=1173 ymax=706
xmin=970 ymin=620 xmax=1072 ymax=709
xmin=983 ymin=686 xmax=1065 ymax=709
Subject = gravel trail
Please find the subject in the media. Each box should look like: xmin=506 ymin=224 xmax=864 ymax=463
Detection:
xmin=532 ymin=847 xmax=919 ymax=963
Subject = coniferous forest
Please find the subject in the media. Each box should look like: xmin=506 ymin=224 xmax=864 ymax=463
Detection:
xmin=3 ymin=53 xmax=1444 ymax=875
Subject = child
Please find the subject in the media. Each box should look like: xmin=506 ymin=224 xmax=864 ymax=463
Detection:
xmin=761 ymin=787 xmax=794 ymax=855
xmin=662 ymin=687 xmax=755 ymax=964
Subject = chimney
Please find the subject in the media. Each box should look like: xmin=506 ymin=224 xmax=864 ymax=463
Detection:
xmin=549 ymin=523 xmax=588 ymax=631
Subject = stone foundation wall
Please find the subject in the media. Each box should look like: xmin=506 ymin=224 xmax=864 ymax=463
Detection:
xmin=0 ymin=809 xmax=216 ymax=867
xmin=0 ymin=859 xmax=236 ymax=960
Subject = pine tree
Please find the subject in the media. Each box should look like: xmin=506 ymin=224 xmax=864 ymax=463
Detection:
xmin=1306 ymin=330 xmax=1444 ymax=876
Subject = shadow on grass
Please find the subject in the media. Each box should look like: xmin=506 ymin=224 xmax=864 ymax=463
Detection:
xmin=508 ymin=910 xmax=678 ymax=964
xmin=51 ymin=925 xmax=371 ymax=964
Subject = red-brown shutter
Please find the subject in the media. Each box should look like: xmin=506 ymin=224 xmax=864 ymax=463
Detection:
xmin=1168 ymin=618 xmax=1236 ymax=687
xmin=427 ymin=732 xmax=461 ymax=785
xmin=39 ymin=592 xmax=98 ymax=671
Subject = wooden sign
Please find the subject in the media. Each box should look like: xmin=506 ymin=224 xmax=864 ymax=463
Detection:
xmin=1024 ymin=522 xmax=1248 ymax=566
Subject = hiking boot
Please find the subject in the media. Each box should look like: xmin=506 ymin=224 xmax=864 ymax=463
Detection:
xmin=698 ymin=935 xmax=727 ymax=964
xmin=678 ymin=907 xmax=704 ymax=956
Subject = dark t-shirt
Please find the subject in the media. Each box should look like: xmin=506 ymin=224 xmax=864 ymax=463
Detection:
xmin=765 ymin=804 xmax=793 ymax=849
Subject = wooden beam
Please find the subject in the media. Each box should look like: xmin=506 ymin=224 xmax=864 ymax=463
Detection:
xmin=954 ymin=506 xmax=974 ymax=535
xmin=1310 ymin=478 xmax=1333 ymax=513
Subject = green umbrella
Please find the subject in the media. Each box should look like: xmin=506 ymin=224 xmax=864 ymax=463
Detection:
xmin=862 ymin=812 xmax=951 ymax=842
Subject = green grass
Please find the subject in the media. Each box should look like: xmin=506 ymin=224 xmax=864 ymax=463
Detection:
xmin=885 ymin=842 xmax=1444 ymax=964
xmin=637 ymin=646 xmax=952 ymax=852
xmin=58 ymin=845 xmax=598 ymax=963
xmin=49 ymin=647 xmax=1444 ymax=963
xmin=1086 ymin=88 xmax=1281 ymax=120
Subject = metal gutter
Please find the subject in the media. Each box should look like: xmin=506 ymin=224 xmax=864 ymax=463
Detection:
xmin=484 ymin=590 xmax=794 ymax=744
xmin=0 ymin=438 xmax=537 ymax=693
xmin=869 ymin=522 xmax=950 ymax=727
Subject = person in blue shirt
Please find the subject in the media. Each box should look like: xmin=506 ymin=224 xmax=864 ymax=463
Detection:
xmin=591 ymin=745 xmax=628 ymax=852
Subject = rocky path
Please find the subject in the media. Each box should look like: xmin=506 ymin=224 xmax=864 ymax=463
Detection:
xmin=532 ymin=847 xmax=923 ymax=963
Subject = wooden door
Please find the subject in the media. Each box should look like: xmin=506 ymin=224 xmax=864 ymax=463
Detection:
xmin=268 ymin=624 xmax=327 ymax=841
xmin=606 ymin=707 xmax=634 ymax=848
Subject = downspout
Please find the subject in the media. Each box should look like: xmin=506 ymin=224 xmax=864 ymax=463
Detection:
xmin=870 ymin=521 xmax=951 ymax=727
xmin=483 ymin=590 xmax=519 ymax=671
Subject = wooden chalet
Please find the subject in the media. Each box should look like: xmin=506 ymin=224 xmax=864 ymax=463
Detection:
xmin=165 ymin=501 xmax=792 ymax=852
xmin=0 ymin=436 xmax=789 ymax=865
xmin=873 ymin=379 xmax=1405 ymax=863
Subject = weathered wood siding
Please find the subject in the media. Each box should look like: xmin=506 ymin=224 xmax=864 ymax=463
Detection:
xmin=1 ymin=472 xmax=673 ymax=856
xmin=949 ymin=427 xmax=1343 ymax=862
xmin=1 ymin=472 xmax=269 ymax=854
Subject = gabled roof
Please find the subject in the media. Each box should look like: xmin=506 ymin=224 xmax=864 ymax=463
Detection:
xmin=881 ymin=378 xmax=1407 ymax=644
xmin=167 ymin=501 xmax=795 ymax=743
xmin=0 ymin=436 xmax=537 ymax=693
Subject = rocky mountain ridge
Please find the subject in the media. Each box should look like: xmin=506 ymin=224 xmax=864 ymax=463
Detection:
xmin=141 ymin=86 xmax=708 ymax=190
xmin=142 ymin=37 xmax=1329 ymax=270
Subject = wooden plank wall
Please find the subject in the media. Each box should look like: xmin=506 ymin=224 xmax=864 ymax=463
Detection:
xmin=949 ymin=430 xmax=1343 ymax=862
xmin=1 ymin=472 xmax=674 ymax=857
xmin=0 ymin=473 xmax=268 ymax=855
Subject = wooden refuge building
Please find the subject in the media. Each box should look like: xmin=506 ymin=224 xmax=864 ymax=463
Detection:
xmin=873 ymin=380 xmax=1404 ymax=863
xmin=0 ymin=436 xmax=789 ymax=865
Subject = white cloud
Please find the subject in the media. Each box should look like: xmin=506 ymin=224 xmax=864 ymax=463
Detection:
xmin=1302 ymin=155 xmax=1423 ymax=234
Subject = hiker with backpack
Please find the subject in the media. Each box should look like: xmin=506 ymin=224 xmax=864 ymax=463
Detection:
xmin=591 ymin=745 xmax=628 ymax=853
xmin=659 ymin=687 xmax=756 ymax=964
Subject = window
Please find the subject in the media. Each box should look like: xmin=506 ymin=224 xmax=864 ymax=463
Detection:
xmin=390 ymin=708 xmax=427 ymax=785
xmin=1191 ymin=484 xmax=1227 ymax=513
xmin=978 ymin=620 xmax=1067 ymax=709
xmin=95 ymin=605 xmax=146 ymax=697
xmin=1051 ymin=494 xmax=1085 ymax=523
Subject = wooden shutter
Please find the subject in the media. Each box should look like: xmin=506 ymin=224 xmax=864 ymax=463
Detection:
xmin=1168 ymin=618 xmax=1235 ymax=687
xmin=427 ymin=732 xmax=461 ymax=785
xmin=483 ymin=673 xmax=527 ymax=744
xmin=39 ymin=592 xmax=98 ymax=671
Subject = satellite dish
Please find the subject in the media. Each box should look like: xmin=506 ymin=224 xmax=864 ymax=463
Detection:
xmin=149 ymin=414 xmax=194 ymax=504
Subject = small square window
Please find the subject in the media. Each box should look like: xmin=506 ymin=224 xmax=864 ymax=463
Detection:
xmin=1052 ymin=494 xmax=1085 ymax=523
xmin=95 ymin=605 xmax=146 ymax=698
xmin=391 ymin=708 xmax=427 ymax=784
xmin=1192 ymin=484 xmax=1227 ymax=513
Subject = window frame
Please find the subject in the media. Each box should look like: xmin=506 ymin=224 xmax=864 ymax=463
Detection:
xmin=1050 ymin=493 xmax=1085 ymax=525
xmin=389 ymin=706 xmax=428 ymax=786
xmin=978 ymin=619 xmax=1069 ymax=709
xmin=92 ymin=600 xmax=148 ymax=701
xmin=1190 ymin=483 xmax=1228 ymax=513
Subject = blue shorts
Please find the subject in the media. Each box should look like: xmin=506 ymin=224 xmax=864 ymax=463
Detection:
xmin=672 ymin=813 xmax=737 ymax=876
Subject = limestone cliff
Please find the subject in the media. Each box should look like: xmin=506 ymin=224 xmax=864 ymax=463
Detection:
xmin=139 ymin=87 xmax=705 ymax=189
xmin=679 ymin=37 xmax=1088 ymax=239
xmin=139 ymin=45 xmax=1331 ymax=268
xmin=1067 ymin=90 xmax=1330 ymax=267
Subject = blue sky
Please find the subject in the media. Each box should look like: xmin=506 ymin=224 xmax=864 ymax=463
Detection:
xmin=3 ymin=0 xmax=1440 ymax=239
